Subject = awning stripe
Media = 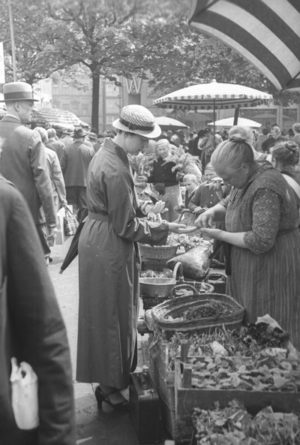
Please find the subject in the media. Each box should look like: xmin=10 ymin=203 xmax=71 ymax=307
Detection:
xmin=227 ymin=0 xmax=300 ymax=58
xmin=189 ymin=0 xmax=300 ymax=91
xmin=192 ymin=23 xmax=281 ymax=89
xmin=191 ymin=11 xmax=291 ymax=84
xmin=288 ymin=0 xmax=300 ymax=13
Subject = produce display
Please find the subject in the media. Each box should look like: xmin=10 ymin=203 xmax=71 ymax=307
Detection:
xmin=192 ymin=400 xmax=300 ymax=444
xmin=169 ymin=300 xmax=235 ymax=321
xmin=168 ymin=232 xmax=202 ymax=251
xmin=140 ymin=269 xmax=173 ymax=278
xmin=160 ymin=320 xmax=300 ymax=393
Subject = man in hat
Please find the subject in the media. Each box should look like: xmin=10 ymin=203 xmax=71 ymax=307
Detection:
xmin=76 ymin=104 xmax=185 ymax=413
xmin=63 ymin=127 xmax=94 ymax=221
xmin=0 ymin=82 xmax=56 ymax=255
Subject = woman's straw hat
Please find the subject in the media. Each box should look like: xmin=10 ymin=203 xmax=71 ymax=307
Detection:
xmin=113 ymin=105 xmax=161 ymax=139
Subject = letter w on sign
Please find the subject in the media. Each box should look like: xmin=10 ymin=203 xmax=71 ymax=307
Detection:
xmin=124 ymin=76 xmax=142 ymax=94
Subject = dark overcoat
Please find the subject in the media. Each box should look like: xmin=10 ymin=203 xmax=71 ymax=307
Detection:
xmin=0 ymin=177 xmax=75 ymax=445
xmin=0 ymin=115 xmax=56 ymax=227
xmin=76 ymin=139 xmax=168 ymax=388
xmin=63 ymin=140 xmax=94 ymax=187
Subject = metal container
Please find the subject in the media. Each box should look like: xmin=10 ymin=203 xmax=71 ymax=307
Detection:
xmin=139 ymin=277 xmax=176 ymax=299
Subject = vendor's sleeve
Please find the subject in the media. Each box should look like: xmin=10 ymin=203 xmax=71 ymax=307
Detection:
xmin=219 ymin=193 xmax=231 ymax=208
xmin=189 ymin=186 xmax=204 ymax=207
xmin=244 ymin=188 xmax=280 ymax=254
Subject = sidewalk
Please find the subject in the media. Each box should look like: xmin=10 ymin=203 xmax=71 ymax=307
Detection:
xmin=49 ymin=239 xmax=139 ymax=445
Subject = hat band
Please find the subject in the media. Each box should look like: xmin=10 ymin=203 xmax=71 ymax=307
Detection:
xmin=4 ymin=91 xmax=35 ymax=101
xmin=120 ymin=117 xmax=154 ymax=132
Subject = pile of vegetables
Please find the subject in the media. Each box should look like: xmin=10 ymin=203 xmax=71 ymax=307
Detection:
xmin=168 ymin=300 xmax=235 ymax=322
xmin=140 ymin=269 xmax=173 ymax=279
xmin=167 ymin=233 xmax=202 ymax=250
xmin=192 ymin=400 xmax=300 ymax=444
xmin=158 ymin=321 xmax=300 ymax=392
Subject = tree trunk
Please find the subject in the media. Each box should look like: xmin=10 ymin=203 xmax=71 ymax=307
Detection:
xmin=91 ymin=72 xmax=100 ymax=134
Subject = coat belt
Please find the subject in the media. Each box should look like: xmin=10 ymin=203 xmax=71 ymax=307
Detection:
xmin=88 ymin=211 xmax=108 ymax=221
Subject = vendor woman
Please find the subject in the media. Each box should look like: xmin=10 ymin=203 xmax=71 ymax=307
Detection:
xmin=196 ymin=130 xmax=300 ymax=348
xmin=146 ymin=138 xmax=182 ymax=222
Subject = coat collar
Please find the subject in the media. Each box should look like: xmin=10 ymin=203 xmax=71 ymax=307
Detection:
xmin=103 ymin=137 xmax=130 ymax=167
xmin=1 ymin=114 xmax=21 ymax=123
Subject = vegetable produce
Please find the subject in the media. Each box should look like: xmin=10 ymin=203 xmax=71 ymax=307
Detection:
xmin=192 ymin=400 xmax=300 ymax=444
xmin=141 ymin=269 xmax=173 ymax=279
xmin=155 ymin=321 xmax=300 ymax=392
xmin=168 ymin=300 xmax=235 ymax=322
xmin=167 ymin=233 xmax=202 ymax=250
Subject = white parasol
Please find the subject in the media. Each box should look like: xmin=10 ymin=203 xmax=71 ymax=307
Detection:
xmin=208 ymin=117 xmax=262 ymax=128
xmin=155 ymin=116 xmax=188 ymax=130
xmin=153 ymin=80 xmax=272 ymax=111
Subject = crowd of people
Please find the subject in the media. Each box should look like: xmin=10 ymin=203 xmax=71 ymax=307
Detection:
xmin=0 ymin=79 xmax=299 ymax=443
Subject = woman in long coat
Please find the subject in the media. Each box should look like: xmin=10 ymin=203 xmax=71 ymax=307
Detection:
xmin=196 ymin=132 xmax=300 ymax=348
xmin=76 ymin=105 xmax=184 ymax=412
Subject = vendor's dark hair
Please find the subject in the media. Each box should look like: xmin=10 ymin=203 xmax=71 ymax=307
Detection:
xmin=272 ymin=141 xmax=299 ymax=166
xmin=211 ymin=135 xmax=255 ymax=170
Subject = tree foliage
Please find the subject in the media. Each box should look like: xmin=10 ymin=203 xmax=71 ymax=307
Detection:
xmin=0 ymin=0 xmax=297 ymax=131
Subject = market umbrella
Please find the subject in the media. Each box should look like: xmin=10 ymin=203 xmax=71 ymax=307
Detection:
xmin=155 ymin=116 xmax=188 ymax=130
xmin=208 ymin=117 xmax=262 ymax=128
xmin=32 ymin=107 xmax=82 ymax=127
xmin=154 ymin=80 xmax=272 ymax=138
xmin=189 ymin=0 xmax=300 ymax=92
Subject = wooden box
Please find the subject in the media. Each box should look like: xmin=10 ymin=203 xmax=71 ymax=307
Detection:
xmin=172 ymin=360 xmax=300 ymax=443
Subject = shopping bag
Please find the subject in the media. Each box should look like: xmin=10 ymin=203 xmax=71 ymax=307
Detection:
xmin=10 ymin=357 xmax=39 ymax=430
xmin=63 ymin=206 xmax=79 ymax=236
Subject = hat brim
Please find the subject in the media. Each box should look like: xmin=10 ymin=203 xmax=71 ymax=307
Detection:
xmin=0 ymin=98 xmax=38 ymax=102
xmin=112 ymin=118 xmax=161 ymax=139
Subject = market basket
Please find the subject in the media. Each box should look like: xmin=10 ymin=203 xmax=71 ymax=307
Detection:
xmin=139 ymin=243 xmax=179 ymax=269
xmin=149 ymin=293 xmax=245 ymax=336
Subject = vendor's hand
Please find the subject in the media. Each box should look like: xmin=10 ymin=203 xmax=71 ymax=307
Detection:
xmin=199 ymin=227 xmax=223 ymax=240
xmin=166 ymin=222 xmax=186 ymax=233
xmin=193 ymin=206 xmax=206 ymax=215
xmin=195 ymin=208 xmax=215 ymax=228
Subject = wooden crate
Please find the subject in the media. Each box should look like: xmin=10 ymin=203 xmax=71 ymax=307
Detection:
xmin=148 ymin=335 xmax=179 ymax=440
xmin=172 ymin=360 xmax=300 ymax=443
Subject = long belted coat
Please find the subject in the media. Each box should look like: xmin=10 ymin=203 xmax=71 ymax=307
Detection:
xmin=76 ymin=139 xmax=168 ymax=389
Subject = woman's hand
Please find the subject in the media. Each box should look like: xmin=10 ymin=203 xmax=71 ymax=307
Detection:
xmin=166 ymin=222 xmax=187 ymax=233
xmin=195 ymin=208 xmax=216 ymax=228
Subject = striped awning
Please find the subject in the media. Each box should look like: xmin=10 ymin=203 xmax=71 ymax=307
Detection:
xmin=153 ymin=80 xmax=272 ymax=111
xmin=31 ymin=107 xmax=81 ymax=127
xmin=189 ymin=0 xmax=300 ymax=92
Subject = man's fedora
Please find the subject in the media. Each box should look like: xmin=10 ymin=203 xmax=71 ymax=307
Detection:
xmin=0 ymin=82 xmax=38 ymax=102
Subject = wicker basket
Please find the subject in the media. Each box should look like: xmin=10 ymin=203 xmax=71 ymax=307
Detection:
xmin=150 ymin=293 xmax=245 ymax=336
xmin=138 ymin=243 xmax=179 ymax=262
